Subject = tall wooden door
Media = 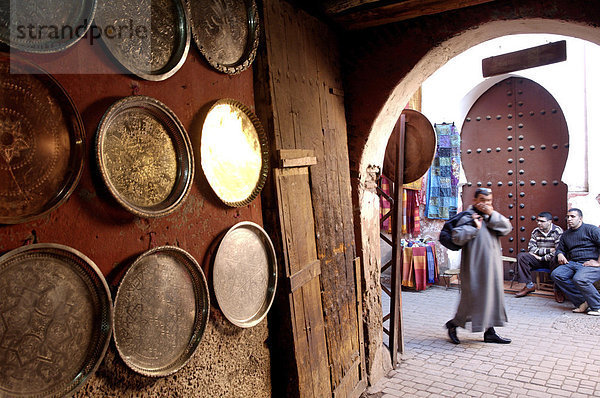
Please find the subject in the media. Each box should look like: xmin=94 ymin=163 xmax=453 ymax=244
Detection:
xmin=461 ymin=77 xmax=569 ymax=257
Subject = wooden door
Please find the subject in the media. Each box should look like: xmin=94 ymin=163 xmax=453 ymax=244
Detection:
xmin=461 ymin=77 xmax=569 ymax=257
xmin=275 ymin=166 xmax=331 ymax=398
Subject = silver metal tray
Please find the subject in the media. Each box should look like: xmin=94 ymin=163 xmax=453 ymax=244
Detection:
xmin=96 ymin=95 xmax=194 ymax=218
xmin=94 ymin=0 xmax=190 ymax=80
xmin=213 ymin=222 xmax=277 ymax=328
xmin=185 ymin=0 xmax=260 ymax=74
xmin=112 ymin=246 xmax=209 ymax=377
xmin=0 ymin=243 xmax=113 ymax=397
xmin=200 ymin=99 xmax=268 ymax=207
xmin=0 ymin=54 xmax=85 ymax=224
xmin=0 ymin=0 xmax=96 ymax=53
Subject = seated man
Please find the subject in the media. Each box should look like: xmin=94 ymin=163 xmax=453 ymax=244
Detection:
xmin=551 ymin=208 xmax=600 ymax=316
xmin=515 ymin=212 xmax=563 ymax=297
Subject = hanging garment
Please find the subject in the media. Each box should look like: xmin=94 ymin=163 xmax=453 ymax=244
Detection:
xmin=412 ymin=246 xmax=428 ymax=291
xmin=426 ymin=243 xmax=437 ymax=284
xmin=425 ymin=123 xmax=461 ymax=220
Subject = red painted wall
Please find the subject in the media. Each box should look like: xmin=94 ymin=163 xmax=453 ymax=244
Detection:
xmin=0 ymin=37 xmax=262 ymax=281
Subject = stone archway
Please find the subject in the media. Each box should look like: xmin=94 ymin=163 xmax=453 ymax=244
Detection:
xmin=342 ymin=8 xmax=600 ymax=384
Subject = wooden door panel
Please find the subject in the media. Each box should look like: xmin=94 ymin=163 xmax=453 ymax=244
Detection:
xmin=275 ymin=167 xmax=331 ymax=398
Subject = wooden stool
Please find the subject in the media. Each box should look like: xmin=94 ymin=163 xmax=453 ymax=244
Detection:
xmin=440 ymin=268 xmax=460 ymax=290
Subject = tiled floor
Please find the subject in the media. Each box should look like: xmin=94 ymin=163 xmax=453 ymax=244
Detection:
xmin=369 ymin=286 xmax=600 ymax=397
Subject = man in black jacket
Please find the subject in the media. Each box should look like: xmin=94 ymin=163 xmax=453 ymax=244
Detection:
xmin=551 ymin=208 xmax=600 ymax=316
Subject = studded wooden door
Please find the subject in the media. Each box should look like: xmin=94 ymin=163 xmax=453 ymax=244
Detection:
xmin=461 ymin=77 xmax=569 ymax=257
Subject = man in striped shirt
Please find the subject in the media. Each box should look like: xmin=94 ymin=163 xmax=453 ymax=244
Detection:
xmin=514 ymin=212 xmax=563 ymax=297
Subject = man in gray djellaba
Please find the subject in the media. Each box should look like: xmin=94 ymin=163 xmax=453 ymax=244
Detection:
xmin=445 ymin=187 xmax=513 ymax=344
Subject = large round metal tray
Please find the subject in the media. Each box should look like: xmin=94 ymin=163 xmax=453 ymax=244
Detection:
xmin=113 ymin=246 xmax=209 ymax=377
xmin=200 ymin=99 xmax=268 ymax=207
xmin=213 ymin=222 xmax=277 ymax=328
xmin=0 ymin=0 xmax=96 ymax=53
xmin=0 ymin=243 xmax=113 ymax=397
xmin=0 ymin=54 xmax=85 ymax=224
xmin=94 ymin=0 xmax=190 ymax=80
xmin=185 ymin=0 xmax=260 ymax=74
xmin=383 ymin=109 xmax=437 ymax=184
xmin=96 ymin=95 xmax=194 ymax=218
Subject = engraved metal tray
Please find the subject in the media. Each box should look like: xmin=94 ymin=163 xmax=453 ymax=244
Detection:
xmin=213 ymin=222 xmax=277 ymax=328
xmin=185 ymin=0 xmax=260 ymax=74
xmin=0 ymin=243 xmax=113 ymax=397
xmin=0 ymin=0 xmax=96 ymax=53
xmin=94 ymin=0 xmax=190 ymax=80
xmin=96 ymin=95 xmax=194 ymax=218
xmin=200 ymin=99 xmax=268 ymax=207
xmin=0 ymin=54 xmax=85 ymax=224
xmin=113 ymin=246 xmax=209 ymax=377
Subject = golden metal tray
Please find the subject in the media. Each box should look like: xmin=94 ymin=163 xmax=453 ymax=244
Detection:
xmin=112 ymin=246 xmax=209 ymax=377
xmin=96 ymin=95 xmax=194 ymax=218
xmin=185 ymin=0 xmax=260 ymax=74
xmin=200 ymin=99 xmax=268 ymax=207
xmin=0 ymin=54 xmax=85 ymax=224
xmin=94 ymin=0 xmax=190 ymax=80
xmin=0 ymin=243 xmax=113 ymax=397
xmin=213 ymin=222 xmax=277 ymax=328
xmin=0 ymin=0 xmax=96 ymax=53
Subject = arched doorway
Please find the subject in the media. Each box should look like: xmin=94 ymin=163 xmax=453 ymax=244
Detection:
xmin=345 ymin=15 xmax=600 ymax=382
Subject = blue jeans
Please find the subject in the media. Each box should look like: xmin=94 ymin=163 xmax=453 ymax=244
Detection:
xmin=551 ymin=262 xmax=600 ymax=310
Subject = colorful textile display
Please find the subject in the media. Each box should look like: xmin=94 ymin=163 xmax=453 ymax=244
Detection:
xmin=425 ymin=123 xmax=461 ymax=220
xmin=400 ymin=240 xmax=438 ymax=290
xmin=380 ymin=175 xmax=421 ymax=236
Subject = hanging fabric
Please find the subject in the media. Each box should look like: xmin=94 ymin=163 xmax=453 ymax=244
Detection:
xmin=425 ymin=123 xmax=461 ymax=219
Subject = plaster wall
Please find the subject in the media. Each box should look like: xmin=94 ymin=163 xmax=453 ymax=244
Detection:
xmin=341 ymin=0 xmax=600 ymax=384
xmin=0 ymin=34 xmax=271 ymax=396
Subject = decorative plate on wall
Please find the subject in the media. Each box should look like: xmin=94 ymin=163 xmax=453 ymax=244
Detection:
xmin=185 ymin=0 xmax=260 ymax=74
xmin=96 ymin=96 xmax=194 ymax=218
xmin=0 ymin=54 xmax=85 ymax=224
xmin=200 ymin=99 xmax=268 ymax=207
xmin=212 ymin=222 xmax=277 ymax=328
xmin=94 ymin=0 xmax=190 ymax=80
xmin=112 ymin=246 xmax=209 ymax=377
xmin=0 ymin=0 xmax=96 ymax=53
xmin=0 ymin=243 xmax=113 ymax=397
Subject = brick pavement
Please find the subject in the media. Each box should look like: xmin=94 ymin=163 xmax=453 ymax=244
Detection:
xmin=368 ymin=286 xmax=600 ymax=397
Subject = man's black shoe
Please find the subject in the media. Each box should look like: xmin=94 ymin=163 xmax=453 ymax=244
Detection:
xmin=445 ymin=320 xmax=460 ymax=344
xmin=483 ymin=327 xmax=511 ymax=344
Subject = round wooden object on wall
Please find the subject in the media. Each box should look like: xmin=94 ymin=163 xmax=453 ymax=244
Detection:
xmin=383 ymin=109 xmax=436 ymax=184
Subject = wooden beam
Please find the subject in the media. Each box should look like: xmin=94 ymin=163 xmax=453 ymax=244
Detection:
xmin=277 ymin=149 xmax=318 ymax=168
xmin=482 ymin=40 xmax=567 ymax=77
xmin=331 ymin=0 xmax=496 ymax=30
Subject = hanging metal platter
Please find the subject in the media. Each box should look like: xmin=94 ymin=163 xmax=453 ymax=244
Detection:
xmin=185 ymin=0 xmax=260 ymax=74
xmin=96 ymin=95 xmax=194 ymax=218
xmin=200 ymin=99 xmax=268 ymax=207
xmin=0 ymin=54 xmax=85 ymax=224
xmin=0 ymin=243 xmax=113 ymax=397
xmin=383 ymin=109 xmax=437 ymax=184
xmin=0 ymin=0 xmax=96 ymax=53
xmin=213 ymin=222 xmax=277 ymax=328
xmin=94 ymin=0 xmax=190 ymax=80
xmin=113 ymin=246 xmax=209 ymax=377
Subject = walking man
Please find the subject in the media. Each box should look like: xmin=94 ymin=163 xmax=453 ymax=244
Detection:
xmin=445 ymin=188 xmax=513 ymax=344
xmin=514 ymin=212 xmax=563 ymax=297
xmin=551 ymin=208 xmax=600 ymax=316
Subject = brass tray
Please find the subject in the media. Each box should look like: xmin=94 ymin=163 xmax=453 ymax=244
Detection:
xmin=0 ymin=0 xmax=96 ymax=53
xmin=113 ymin=246 xmax=209 ymax=377
xmin=94 ymin=0 xmax=190 ymax=80
xmin=96 ymin=96 xmax=194 ymax=218
xmin=185 ymin=0 xmax=260 ymax=74
xmin=0 ymin=54 xmax=85 ymax=224
xmin=200 ymin=99 xmax=268 ymax=207
xmin=0 ymin=243 xmax=113 ymax=397
xmin=213 ymin=222 xmax=277 ymax=328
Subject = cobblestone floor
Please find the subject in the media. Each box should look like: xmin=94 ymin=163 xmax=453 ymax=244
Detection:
xmin=368 ymin=286 xmax=600 ymax=397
